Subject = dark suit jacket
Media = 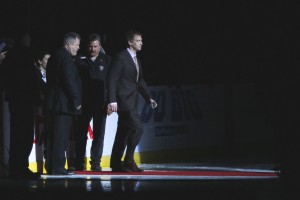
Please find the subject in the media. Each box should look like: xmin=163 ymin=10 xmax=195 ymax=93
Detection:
xmin=2 ymin=43 xmax=41 ymax=105
xmin=45 ymin=48 xmax=82 ymax=115
xmin=107 ymin=49 xmax=151 ymax=111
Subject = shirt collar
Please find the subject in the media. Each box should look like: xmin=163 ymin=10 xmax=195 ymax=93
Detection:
xmin=127 ymin=48 xmax=136 ymax=59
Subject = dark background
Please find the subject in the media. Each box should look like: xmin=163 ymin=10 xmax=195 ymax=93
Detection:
xmin=1 ymin=0 xmax=297 ymax=85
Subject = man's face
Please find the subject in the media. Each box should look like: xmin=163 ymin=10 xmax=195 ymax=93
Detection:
xmin=87 ymin=40 xmax=101 ymax=57
xmin=129 ymin=35 xmax=143 ymax=52
xmin=39 ymin=54 xmax=50 ymax=70
xmin=67 ymin=38 xmax=80 ymax=56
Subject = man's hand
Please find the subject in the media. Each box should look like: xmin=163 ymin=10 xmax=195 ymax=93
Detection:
xmin=150 ymin=99 xmax=157 ymax=109
xmin=75 ymin=105 xmax=82 ymax=110
xmin=0 ymin=51 xmax=6 ymax=64
xmin=107 ymin=102 xmax=117 ymax=115
xmin=107 ymin=106 xmax=113 ymax=116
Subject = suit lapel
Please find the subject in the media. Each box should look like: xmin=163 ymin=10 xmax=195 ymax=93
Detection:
xmin=124 ymin=50 xmax=140 ymax=80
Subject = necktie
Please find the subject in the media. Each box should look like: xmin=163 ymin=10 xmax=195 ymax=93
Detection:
xmin=133 ymin=56 xmax=139 ymax=81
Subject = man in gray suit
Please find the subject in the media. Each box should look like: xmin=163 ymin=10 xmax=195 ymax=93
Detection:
xmin=45 ymin=32 xmax=82 ymax=175
xmin=107 ymin=30 xmax=157 ymax=172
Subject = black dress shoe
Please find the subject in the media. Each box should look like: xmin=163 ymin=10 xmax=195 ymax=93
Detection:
xmin=111 ymin=162 xmax=125 ymax=172
xmin=68 ymin=165 xmax=84 ymax=171
xmin=72 ymin=163 xmax=85 ymax=171
xmin=52 ymin=170 xmax=76 ymax=175
xmin=124 ymin=162 xmax=144 ymax=172
xmin=67 ymin=166 xmax=76 ymax=171
xmin=9 ymin=169 xmax=41 ymax=180
xmin=111 ymin=167 xmax=125 ymax=172
xmin=91 ymin=165 xmax=102 ymax=172
xmin=66 ymin=170 xmax=76 ymax=175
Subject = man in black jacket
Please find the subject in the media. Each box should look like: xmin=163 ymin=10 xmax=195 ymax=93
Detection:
xmin=45 ymin=32 xmax=82 ymax=175
xmin=2 ymin=31 xmax=41 ymax=179
xmin=107 ymin=30 xmax=157 ymax=172
xmin=73 ymin=33 xmax=111 ymax=171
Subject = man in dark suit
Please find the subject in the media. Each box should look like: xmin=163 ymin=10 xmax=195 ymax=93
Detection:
xmin=45 ymin=32 xmax=82 ymax=175
xmin=2 ymin=31 xmax=41 ymax=179
xmin=73 ymin=33 xmax=111 ymax=171
xmin=107 ymin=30 xmax=157 ymax=172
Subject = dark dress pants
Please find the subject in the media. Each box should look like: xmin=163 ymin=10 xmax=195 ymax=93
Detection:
xmin=45 ymin=112 xmax=73 ymax=173
xmin=8 ymin=102 xmax=35 ymax=174
xmin=110 ymin=109 xmax=143 ymax=168
xmin=75 ymin=108 xmax=107 ymax=167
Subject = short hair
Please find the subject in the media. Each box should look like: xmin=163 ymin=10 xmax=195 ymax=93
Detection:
xmin=88 ymin=33 xmax=101 ymax=44
xmin=36 ymin=49 xmax=50 ymax=61
xmin=125 ymin=30 xmax=142 ymax=43
xmin=63 ymin=32 xmax=81 ymax=45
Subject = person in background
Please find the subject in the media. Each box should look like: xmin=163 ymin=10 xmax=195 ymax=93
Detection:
xmin=72 ymin=33 xmax=111 ymax=171
xmin=107 ymin=30 xmax=157 ymax=172
xmin=44 ymin=32 xmax=82 ymax=175
xmin=2 ymin=30 xmax=41 ymax=179
xmin=34 ymin=50 xmax=50 ymax=167
xmin=35 ymin=50 xmax=50 ymax=85
xmin=0 ymin=40 xmax=7 ymax=93
xmin=0 ymin=40 xmax=7 ymax=65
xmin=34 ymin=50 xmax=50 ymax=108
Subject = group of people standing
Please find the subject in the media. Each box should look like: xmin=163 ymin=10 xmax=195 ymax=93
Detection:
xmin=1 ymin=29 xmax=157 ymax=179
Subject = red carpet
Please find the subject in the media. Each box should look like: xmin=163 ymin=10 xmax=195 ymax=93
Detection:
xmin=74 ymin=170 xmax=278 ymax=177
